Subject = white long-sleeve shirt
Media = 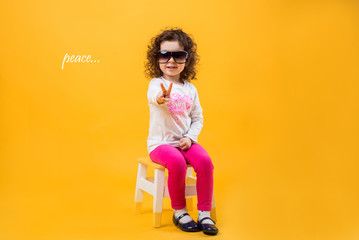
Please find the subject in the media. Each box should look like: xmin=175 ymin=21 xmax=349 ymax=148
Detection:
xmin=147 ymin=77 xmax=204 ymax=154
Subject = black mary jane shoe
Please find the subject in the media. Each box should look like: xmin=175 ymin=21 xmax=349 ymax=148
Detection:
xmin=197 ymin=217 xmax=219 ymax=235
xmin=172 ymin=213 xmax=200 ymax=232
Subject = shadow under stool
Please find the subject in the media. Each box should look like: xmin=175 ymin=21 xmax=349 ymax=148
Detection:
xmin=134 ymin=157 xmax=217 ymax=227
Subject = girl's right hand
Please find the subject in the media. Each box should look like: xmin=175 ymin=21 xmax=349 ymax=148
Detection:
xmin=156 ymin=82 xmax=173 ymax=104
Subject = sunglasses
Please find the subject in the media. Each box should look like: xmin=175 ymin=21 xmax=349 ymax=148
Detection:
xmin=157 ymin=50 xmax=188 ymax=64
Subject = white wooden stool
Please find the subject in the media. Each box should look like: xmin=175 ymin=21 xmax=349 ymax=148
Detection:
xmin=134 ymin=157 xmax=216 ymax=227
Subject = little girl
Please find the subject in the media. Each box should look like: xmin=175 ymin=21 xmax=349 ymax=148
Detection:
xmin=144 ymin=27 xmax=218 ymax=236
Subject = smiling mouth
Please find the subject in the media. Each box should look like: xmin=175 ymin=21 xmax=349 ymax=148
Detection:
xmin=167 ymin=66 xmax=177 ymax=69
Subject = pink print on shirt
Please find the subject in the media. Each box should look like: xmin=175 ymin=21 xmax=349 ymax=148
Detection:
xmin=167 ymin=93 xmax=193 ymax=123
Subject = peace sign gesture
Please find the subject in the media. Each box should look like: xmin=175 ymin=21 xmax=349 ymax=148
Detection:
xmin=156 ymin=82 xmax=173 ymax=104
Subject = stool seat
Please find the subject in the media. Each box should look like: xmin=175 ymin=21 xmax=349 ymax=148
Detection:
xmin=137 ymin=157 xmax=192 ymax=170
xmin=134 ymin=157 xmax=217 ymax=228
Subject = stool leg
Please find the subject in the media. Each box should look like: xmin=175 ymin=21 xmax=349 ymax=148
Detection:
xmin=134 ymin=163 xmax=147 ymax=214
xmin=153 ymin=168 xmax=165 ymax=228
xmin=210 ymin=189 xmax=217 ymax=222
xmin=185 ymin=167 xmax=194 ymax=211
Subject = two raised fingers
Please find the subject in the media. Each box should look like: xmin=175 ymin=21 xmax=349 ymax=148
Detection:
xmin=157 ymin=82 xmax=173 ymax=104
xmin=160 ymin=82 xmax=173 ymax=97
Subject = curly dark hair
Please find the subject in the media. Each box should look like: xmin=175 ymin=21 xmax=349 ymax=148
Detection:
xmin=144 ymin=27 xmax=200 ymax=82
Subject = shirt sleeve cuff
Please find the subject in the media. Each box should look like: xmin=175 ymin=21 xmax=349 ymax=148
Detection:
xmin=184 ymin=135 xmax=197 ymax=144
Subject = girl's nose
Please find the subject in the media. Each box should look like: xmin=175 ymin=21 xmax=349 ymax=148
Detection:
xmin=168 ymin=56 xmax=175 ymax=62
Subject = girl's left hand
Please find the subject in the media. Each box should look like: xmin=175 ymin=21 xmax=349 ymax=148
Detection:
xmin=179 ymin=137 xmax=193 ymax=151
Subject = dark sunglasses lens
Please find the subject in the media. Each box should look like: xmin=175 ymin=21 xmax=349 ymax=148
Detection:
xmin=158 ymin=51 xmax=170 ymax=62
xmin=173 ymin=52 xmax=187 ymax=62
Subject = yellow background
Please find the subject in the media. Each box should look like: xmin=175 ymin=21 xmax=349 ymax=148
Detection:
xmin=1 ymin=0 xmax=358 ymax=239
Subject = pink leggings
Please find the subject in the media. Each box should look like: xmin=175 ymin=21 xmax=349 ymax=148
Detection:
xmin=149 ymin=143 xmax=214 ymax=211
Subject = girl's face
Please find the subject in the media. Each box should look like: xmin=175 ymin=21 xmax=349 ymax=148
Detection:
xmin=158 ymin=40 xmax=186 ymax=80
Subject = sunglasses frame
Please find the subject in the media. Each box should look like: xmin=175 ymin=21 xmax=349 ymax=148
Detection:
xmin=157 ymin=50 xmax=189 ymax=64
